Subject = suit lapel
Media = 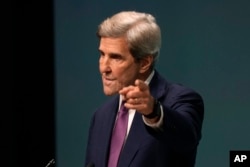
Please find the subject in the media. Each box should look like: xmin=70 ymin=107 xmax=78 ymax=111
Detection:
xmin=149 ymin=70 xmax=166 ymax=99
xmin=98 ymin=95 xmax=119 ymax=166
xmin=117 ymin=112 xmax=146 ymax=166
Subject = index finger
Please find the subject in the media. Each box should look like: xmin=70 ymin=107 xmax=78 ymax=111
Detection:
xmin=119 ymin=85 xmax=136 ymax=96
xmin=135 ymin=79 xmax=148 ymax=91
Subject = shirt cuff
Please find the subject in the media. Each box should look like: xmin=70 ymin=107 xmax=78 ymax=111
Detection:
xmin=142 ymin=104 xmax=164 ymax=128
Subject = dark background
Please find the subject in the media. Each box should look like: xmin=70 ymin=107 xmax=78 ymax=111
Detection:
xmin=10 ymin=0 xmax=250 ymax=167
xmin=11 ymin=0 xmax=55 ymax=167
xmin=55 ymin=0 xmax=250 ymax=167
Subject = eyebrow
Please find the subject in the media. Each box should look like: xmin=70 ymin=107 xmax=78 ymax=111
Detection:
xmin=98 ymin=49 xmax=104 ymax=55
xmin=98 ymin=49 xmax=123 ymax=58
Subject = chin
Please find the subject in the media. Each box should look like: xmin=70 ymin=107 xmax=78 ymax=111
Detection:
xmin=103 ymin=89 xmax=118 ymax=96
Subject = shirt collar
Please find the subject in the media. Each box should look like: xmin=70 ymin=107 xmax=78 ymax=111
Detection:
xmin=144 ymin=70 xmax=155 ymax=86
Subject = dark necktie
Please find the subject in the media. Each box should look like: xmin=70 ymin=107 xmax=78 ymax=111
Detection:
xmin=108 ymin=101 xmax=129 ymax=167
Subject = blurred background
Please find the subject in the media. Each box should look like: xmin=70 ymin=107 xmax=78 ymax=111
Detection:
xmin=55 ymin=0 xmax=250 ymax=167
xmin=11 ymin=0 xmax=250 ymax=167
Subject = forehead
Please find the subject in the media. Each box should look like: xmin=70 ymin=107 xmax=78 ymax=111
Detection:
xmin=99 ymin=37 xmax=130 ymax=54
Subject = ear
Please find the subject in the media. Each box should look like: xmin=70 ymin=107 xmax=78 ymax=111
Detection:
xmin=139 ymin=55 xmax=154 ymax=73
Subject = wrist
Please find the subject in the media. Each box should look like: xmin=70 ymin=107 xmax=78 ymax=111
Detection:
xmin=144 ymin=99 xmax=161 ymax=119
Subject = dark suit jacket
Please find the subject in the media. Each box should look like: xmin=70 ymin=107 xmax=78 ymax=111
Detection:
xmin=85 ymin=70 xmax=204 ymax=167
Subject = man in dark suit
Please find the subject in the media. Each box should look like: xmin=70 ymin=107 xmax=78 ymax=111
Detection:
xmin=85 ymin=11 xmax=204 ymax=167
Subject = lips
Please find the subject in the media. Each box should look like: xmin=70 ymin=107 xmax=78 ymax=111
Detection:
xmin=103 ymin=77 xmax=115 ymax=85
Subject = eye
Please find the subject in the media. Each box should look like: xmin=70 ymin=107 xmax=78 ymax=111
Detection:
xmin=110 ymin=54 xmax=122 ymax=60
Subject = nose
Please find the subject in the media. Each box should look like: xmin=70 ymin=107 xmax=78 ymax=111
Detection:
xmin=99 ymin=55 xmax=111 ymax=74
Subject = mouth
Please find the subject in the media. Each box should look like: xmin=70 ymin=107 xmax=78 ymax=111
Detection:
xmin=102 ymin=77 xmax=115 ymax=85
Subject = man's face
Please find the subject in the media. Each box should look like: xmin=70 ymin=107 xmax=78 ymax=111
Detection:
xmin=99 ymin=37 xmax=141 ymax=96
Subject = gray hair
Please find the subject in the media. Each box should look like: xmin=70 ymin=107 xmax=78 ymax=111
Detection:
xmin=97 ymin=11 xmax=161 ymax=67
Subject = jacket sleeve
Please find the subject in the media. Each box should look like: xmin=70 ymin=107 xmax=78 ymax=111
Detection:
xmin=146 ymin=87 xmax=204 ymax=152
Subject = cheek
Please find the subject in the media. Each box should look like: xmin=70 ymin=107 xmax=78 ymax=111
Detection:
xmin=116 ymin=67 xmax=138 ymax=86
